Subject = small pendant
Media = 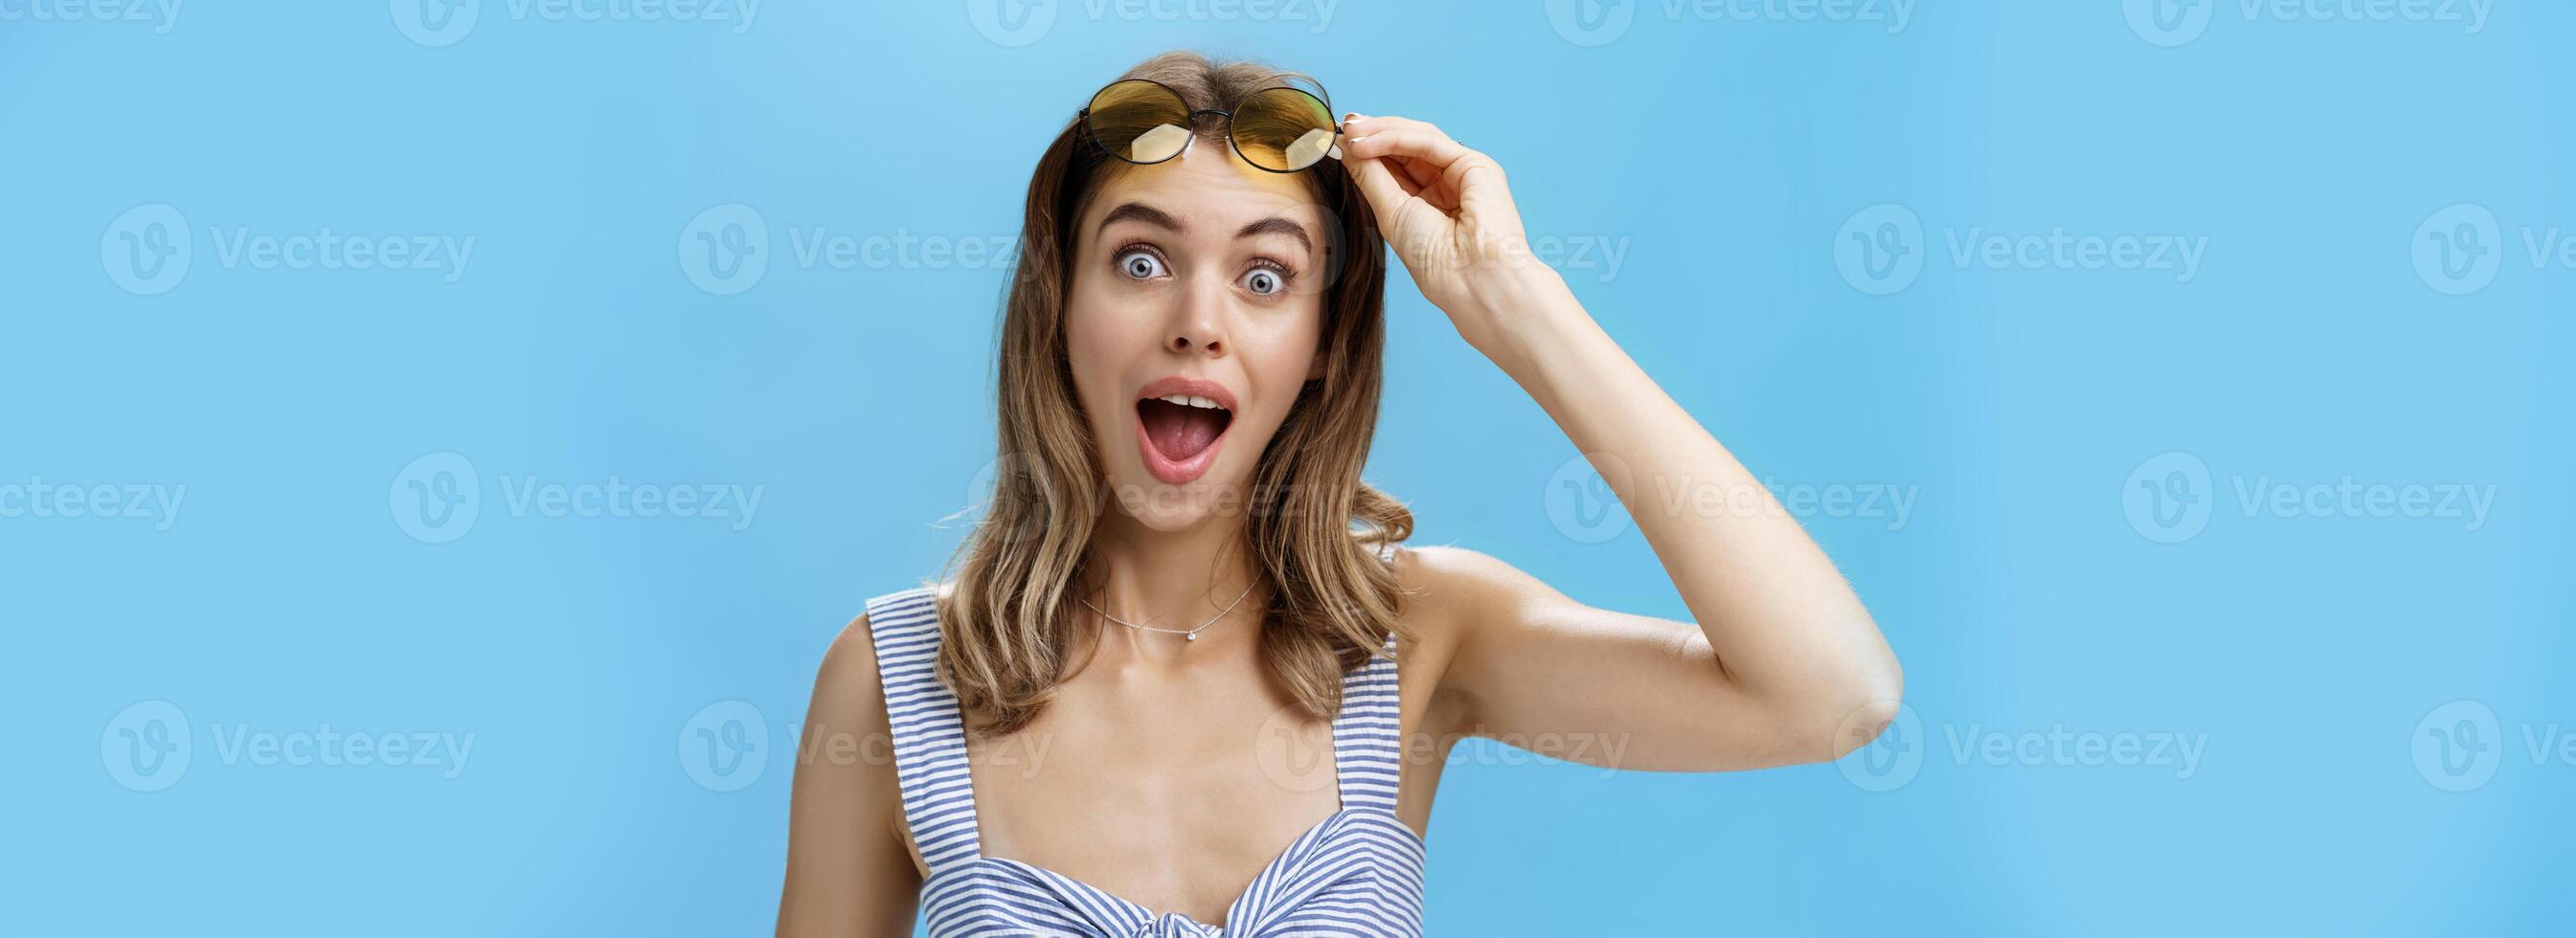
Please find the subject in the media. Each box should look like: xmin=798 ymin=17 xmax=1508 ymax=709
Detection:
xmin=1186 ymin=631 xmax=1198 ymax=642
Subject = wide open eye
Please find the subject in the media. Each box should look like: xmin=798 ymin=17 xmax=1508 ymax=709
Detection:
xmin=1115 ymin=248 xmax=1168 ymax=280
xmin=1239 ymin=265 xmax=1286 ymax=296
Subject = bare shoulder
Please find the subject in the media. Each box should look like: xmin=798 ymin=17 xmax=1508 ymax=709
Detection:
xmin=801 ymin=604 xmax=915 ymax=841
xmin=818 ymin=611 xmax=883 ymax=697
xmin=811 ymin=583 xmax=947 ymax=724
xmin=808 ymin=610 xmax=895 ymax=754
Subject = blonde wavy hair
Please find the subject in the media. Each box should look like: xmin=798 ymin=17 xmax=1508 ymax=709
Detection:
xmin=931 ymin=51 xmax=1413 ymax=738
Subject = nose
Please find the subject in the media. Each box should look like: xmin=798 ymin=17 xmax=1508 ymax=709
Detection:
xmin=1165 ymin=278 xmax=1228 ymax=358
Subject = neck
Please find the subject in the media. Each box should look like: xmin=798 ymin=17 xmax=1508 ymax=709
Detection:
xmin=1078 ymin=514 xmax=1265 ymax=664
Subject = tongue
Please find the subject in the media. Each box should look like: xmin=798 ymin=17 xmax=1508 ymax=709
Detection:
xmin=1140 ymin=398 xmax=1225 ymax=460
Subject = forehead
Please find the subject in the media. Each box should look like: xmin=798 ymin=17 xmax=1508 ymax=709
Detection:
xmin=1078 ymin=138 xmax=1325 ymax=240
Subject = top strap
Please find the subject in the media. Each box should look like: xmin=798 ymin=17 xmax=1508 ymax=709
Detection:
xmin=1332 ymin=539 xmax=1405 ymax=812
xmin=864 ymin=586 xmax=983 ymax=873
xmin=1331 ymin=631 xmax=1404 ymax=812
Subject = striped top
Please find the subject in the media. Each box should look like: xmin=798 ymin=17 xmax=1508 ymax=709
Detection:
xmin=864 ymin=584 xmax=1425 ymax=937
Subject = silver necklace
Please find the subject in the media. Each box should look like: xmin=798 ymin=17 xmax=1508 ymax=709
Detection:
xmin=1077 ymin=580 xmax=1257 ymax=642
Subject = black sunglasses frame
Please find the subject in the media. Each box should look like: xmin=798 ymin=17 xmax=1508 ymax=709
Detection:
xmin=1075 ymin=78 xmax=1344 ymax=175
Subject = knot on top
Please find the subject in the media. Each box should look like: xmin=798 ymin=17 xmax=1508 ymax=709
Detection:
xmin=1137 ymin=911 xmax=1221 ymax=938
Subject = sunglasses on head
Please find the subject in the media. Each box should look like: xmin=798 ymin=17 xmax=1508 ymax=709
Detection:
xmin=1078 ymin=78 xmax=1344 ymax=174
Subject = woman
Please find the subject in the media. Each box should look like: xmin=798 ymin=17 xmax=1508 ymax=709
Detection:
xmin=778 ymin=52 xmax=1902 ymax=936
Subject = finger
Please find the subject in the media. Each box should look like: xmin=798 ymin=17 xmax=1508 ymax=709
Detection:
xmin=1345 ymin=115 xmax=1461 ymax=150
xmin=1387 ymin=151 xmax=1491 ymax=214
xmin=1340 ymin=123 xmax=1473 ymax=170
xmin=1344 ymin=153 xmax=1419 ymax=220
xmin=1438 ymin=149 xmax=1505 ymax=202
xmin=1341 ymin=128 xmax=1471 ymax=170
xmin=1344 ymin=114 xmax=1488 ymax=212
xmin=1390 ymin=157 xmax=1460 ymax=212
xmin=1344 ymin=116 xmax=1503 ymax=195
xmin=1394 ymin=154 xmax=1443 ymax=192
xmin=1353 ymin=152 xmax=1425 ymax=199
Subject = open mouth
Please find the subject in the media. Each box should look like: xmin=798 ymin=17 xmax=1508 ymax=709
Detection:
xmin=1133 ymin=379 xmax=1235 ymax=485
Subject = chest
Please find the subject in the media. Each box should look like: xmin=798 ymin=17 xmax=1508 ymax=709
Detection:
xmin=962 ymin=667 xmax=1346 ymax=924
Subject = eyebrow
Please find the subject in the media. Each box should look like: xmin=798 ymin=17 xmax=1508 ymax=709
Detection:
xmin=1235 ymin=216 xmax=1313 ymax=254
xmin=1097 ymin=201 xmax=1313 ymax=254
xmin=1098 ymin=202 xmax=1183 ymax=235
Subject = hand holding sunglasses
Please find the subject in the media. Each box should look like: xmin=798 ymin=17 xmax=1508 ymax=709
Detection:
xmin=1336 ymin=113 xmax=1553 ymax=351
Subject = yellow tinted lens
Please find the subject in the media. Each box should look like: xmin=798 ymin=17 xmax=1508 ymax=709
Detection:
xmin=1232 ymin=87 xmax=1336 ymax=171
xmin=1086 ymin=79 xmax=1192 ymax=164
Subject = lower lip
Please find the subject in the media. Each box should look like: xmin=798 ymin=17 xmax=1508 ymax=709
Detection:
xmin=1135 ymin=411 xmax=1228 ymax=485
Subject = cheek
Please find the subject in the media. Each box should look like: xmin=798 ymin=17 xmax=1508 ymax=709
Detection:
xmin=1241 ymin=305 xmax=1326 ymax=418
xmin=1063 ymin=286 xmax=1148 ymax=419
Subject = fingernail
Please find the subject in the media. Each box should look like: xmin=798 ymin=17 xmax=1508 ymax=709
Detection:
xmin=1344 ymin=112 xmax=1367 ymax=124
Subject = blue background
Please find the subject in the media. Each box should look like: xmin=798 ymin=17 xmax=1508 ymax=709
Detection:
xmin=7 ymin=1 xmax=2569 ymax=934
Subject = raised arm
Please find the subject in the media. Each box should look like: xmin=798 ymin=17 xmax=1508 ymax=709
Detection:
xmin=777 ymin=614 xmax=921 ymax=937
xmin=1342 ymin=116 xmax=1903 ymax=770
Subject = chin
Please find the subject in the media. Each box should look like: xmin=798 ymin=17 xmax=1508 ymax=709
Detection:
xmin=1105 ymin=466 xmax=1253 ymax=532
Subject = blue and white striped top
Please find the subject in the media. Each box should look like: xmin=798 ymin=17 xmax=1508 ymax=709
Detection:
xmin=864 ymin=585 xmax=1426 ymax=937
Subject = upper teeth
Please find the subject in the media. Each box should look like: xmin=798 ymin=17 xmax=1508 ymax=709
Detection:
xmin=1156 ymin=394 xmax=1225 ymax=410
